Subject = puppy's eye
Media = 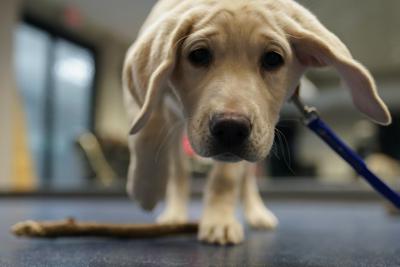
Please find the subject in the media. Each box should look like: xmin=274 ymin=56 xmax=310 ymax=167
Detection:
xmin=261 ymin=51 xmax=284 ymax=71
xmin=188 ymin=48 xmax=212 ymax=67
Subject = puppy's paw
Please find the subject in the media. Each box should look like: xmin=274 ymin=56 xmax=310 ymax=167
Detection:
xmin=198 ymin=217 xmax=244 ymax=245
xmin=126 ymin=162 xmax=168 ymax=211
xmin=245 ymin=207 xmax=278 ymax=230
xmin=157 ymin=208 xmax=188 ymax=224
xmin=126 ymin=176 xmax=164 ymax=211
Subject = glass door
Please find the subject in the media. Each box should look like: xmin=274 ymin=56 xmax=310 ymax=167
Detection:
xmin=14 ymin=22 xmax=96 ymax=189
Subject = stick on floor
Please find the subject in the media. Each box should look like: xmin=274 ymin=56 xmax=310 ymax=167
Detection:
xmin=11 ymin=218 xmax=199 ymax=238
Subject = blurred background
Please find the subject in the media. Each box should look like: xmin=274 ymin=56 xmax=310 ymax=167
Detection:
xmin=1 ymin=0 xmax=399 ymax=196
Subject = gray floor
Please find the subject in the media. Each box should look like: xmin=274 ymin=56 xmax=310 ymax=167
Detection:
xmin=0 ymin=197 xmax=399 ymax=267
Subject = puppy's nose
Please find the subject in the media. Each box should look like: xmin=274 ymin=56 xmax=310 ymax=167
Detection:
xmin=209 ymin=113 xmax=251 ymax=147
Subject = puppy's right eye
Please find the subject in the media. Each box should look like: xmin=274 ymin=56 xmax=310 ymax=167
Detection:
xmin=261 ymin=51 xmax=284 ymax=71
xmin=188 ymin=48 xmax=212 ymax=67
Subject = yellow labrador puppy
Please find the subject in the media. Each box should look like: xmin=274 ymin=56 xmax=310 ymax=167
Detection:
xmin=123 ymin=0 xmax=391 ymax=245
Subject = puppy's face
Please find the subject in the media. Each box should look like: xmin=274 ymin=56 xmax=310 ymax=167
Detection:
xmin=125 ymin=1 xmax=391 ymax=162
xmin=171 ymin=8 xmax=299 ymax=162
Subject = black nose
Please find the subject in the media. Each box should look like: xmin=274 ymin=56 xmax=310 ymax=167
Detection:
xmin=209 ymin=113 xmax=251 ymax=147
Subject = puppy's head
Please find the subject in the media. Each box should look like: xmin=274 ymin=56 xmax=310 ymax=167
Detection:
xmin=124 ymin=0 xmax=391 ymax=162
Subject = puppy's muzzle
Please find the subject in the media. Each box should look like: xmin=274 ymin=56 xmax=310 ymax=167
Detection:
xmin=209 ymin=113 xmax=251 ymax=161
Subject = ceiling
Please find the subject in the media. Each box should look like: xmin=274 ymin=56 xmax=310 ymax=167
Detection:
xmin=50 ymin=0 xmax=157 ymax=42
xmin=46 ymin=0 xmax=400 ymax=74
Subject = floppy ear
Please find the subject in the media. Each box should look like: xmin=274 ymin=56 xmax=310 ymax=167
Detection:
xmin=123 ymin=9 xmax=201 ymax=135
xmin=281 ymin=9 xmax=391 ymax=125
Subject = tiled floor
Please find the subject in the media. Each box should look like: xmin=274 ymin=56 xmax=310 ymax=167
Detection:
xmin=0 ymin=197 xmax=399 ymax=267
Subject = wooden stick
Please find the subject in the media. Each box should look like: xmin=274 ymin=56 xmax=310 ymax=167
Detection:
xmin=11 ymin=218 xmax=198 ymax=238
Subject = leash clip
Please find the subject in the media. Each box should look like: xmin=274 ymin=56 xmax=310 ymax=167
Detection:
xmin=291 ymin=85 xmax=319 ymax=124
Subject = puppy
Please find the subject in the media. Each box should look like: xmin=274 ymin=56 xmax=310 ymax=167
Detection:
xmin=122 ymin=0 xmax=391 ymax=245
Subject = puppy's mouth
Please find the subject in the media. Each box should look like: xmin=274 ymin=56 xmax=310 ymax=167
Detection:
xmin=191 ymin=140 xmax=253 ymax=162
xmin=192 ymin=140 xmax=261 ymax=163
xmin=212 ymin=152 xmax=243 ymax=162
xmin=207 ymin=142 xmax=257 ymax=162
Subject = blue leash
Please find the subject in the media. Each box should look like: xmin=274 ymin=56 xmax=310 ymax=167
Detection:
xmin=291 ymin=89 xmax=400 ymax=210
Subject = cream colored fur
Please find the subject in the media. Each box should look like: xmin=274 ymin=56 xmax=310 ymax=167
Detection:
xmin=122 ymin=0 xmax=391 ymax=245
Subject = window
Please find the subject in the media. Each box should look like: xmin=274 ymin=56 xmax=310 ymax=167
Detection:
xmin=14 ymin=21 xmax=96 ymax=189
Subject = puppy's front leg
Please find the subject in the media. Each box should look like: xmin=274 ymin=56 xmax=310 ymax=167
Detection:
xmin=199 ymin=162 xmax=246 ymax=245
xmin=127 ymin=108 xmax=170 ymax=211
xmin=242 ymin=164 xmax=278 ymax=229
xmin=157 ymin=128 xmax=190 ymax=224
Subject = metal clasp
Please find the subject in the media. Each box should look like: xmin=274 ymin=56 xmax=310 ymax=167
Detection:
xmin=291 ymin=85 xmax=319 ymax=124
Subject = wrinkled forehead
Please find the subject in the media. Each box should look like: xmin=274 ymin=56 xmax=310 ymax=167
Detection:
xmin=186 ymin=4 xmax=290 ymax=53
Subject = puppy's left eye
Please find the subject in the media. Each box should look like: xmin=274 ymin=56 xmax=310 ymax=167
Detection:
xmin=188 ymin=48 xmax=213 ymax=67
xmin=261 ymin=51 xmax=284 ymax=71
